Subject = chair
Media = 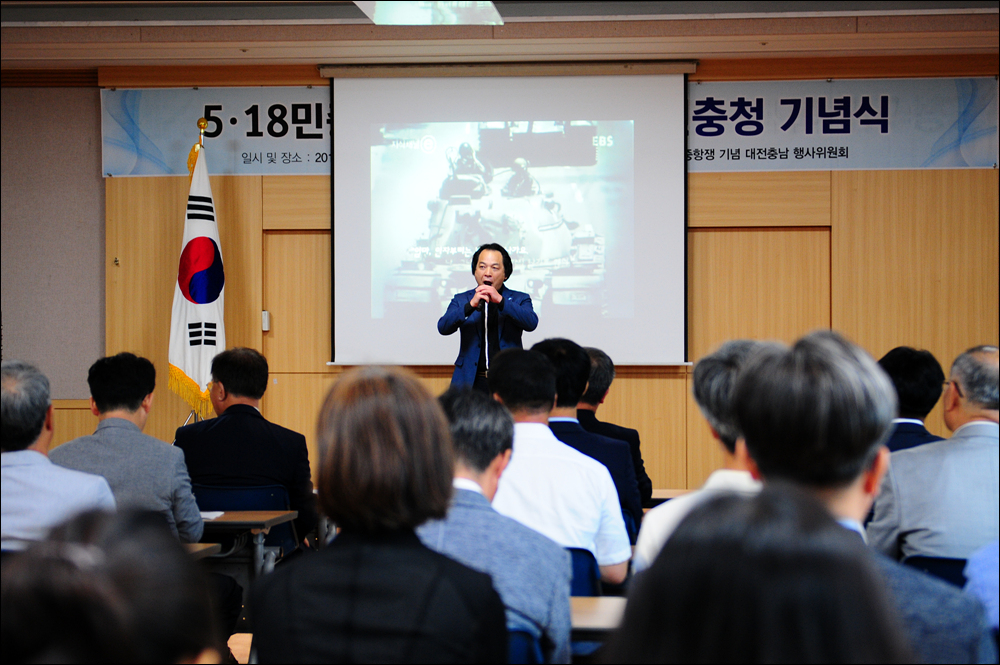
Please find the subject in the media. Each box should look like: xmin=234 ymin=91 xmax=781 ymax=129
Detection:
xmin=567 ymin=547 xmax=601 ymax=597
xmin=507 ymin=630 xmax=544 ymax=664
xmin=192 ymin=484 xmax=300 ymax=562
xmin=567 ymin=548 xmax=603 ymax=659
xmin=902 ymin=555 xmax=968 ymax=587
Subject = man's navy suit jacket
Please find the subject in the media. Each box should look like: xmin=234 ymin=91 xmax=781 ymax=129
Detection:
xmin=577 ymin=409 xmax=654 ymax=507
xmin=174 ymin=404 xmax=319 ymax=538
xmin=437 ymin=286 xmax=538 ymax=387
xmin=885 ymin=421 xmax=943 ymax=453
xmin=548 ymin=420 xmax=643 ymax=542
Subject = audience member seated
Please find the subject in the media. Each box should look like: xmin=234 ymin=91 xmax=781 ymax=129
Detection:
xmin=175 ymin=347 xmax=318 ymax=542
xmin=418 ymin=388 xmax=571 ymax=663
xmin=1 ymin=361 xmax=115 ymax=551
xmin=878 ymin=346 xmax=946 ymax=452
xmin=603 ymin=486 xmax=914 ymax=663
xmin=576 ymin=347 xmax=653 ymax=507
xmin=868 ymin=345 xmax=999 ymax=561
xmin=633 ymin=340 xmax=763 ymax=573
xmin=250 ymin=366 xmax=507 ymax=663
xmin=1 ymin=510 xmax=221 ymax=663
xmin=964 ymin=540 xmax=999 ymax=632
xmin=533 ymin=338 xmax=643 ymax=541
xmin=732 ymin=331 xmax=996 ymax=664
xmin=489 ymin=350 xmax=631 ymax=586
xmin=50 ymin=353 xmax=202 ymax=543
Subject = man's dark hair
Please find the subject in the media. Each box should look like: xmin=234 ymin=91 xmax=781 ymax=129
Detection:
xmin=532 ymin=338 xmax=590 ymax=408
xmin=733 ymin=330 xmax=896 ymax=488
xmin=877 ymin=347 xmax=945 ymax=420
xmin=317 ymin=366 xmax=453 ymax=531
xmin=950 ymin=345 xmax=1000 ymax=410
xmin=87 ymin=353 xmax=156 ymax=414
xmin=210 ymin=348 xmax=268 ymax=399
xmin=580 ymin=347 xmax=615 ymax=406
xmin=470 ymin=243 xmax=513 ymax=278
xmin=1 ymin=360 xmax=51 ymax=452
xmin=439 ymin=387 xmax=514 ymax=473
xmin=2 ymin=510 xmax=220 ymax=664
xmin=603 ymin=485 xmax=913 ymax=663
xmin=488 ymin=349 xmax=556 ymax=414
xmin=692 ymin=340 xmax=764 ymax=454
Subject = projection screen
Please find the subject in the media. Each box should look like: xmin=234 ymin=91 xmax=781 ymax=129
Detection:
xmin=332 ymin=74 xmax=686 ymax=365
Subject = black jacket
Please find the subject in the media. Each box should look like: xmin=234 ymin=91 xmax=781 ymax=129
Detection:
xmin=250 ymin=529 xmax=508 ymax=663
xmin=174 ymin=404 xmax=319 ymax=538
xmin=577 ymin=409 xmax=654 ymax=507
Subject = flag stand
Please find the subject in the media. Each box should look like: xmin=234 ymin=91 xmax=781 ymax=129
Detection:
xmin=182 ymin=409 xmax=201 ymax=426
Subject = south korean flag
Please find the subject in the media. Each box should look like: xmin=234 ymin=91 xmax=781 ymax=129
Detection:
xmin=168 ymin=145 xmax=225 ymax=417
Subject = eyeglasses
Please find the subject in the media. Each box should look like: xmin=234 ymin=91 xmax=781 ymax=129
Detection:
xmin=944 ymin=380 xmax=965 ymax=398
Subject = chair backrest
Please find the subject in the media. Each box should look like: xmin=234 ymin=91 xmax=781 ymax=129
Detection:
xmin=902 ymin=555 xmax=968 ymax=587
xmin=622 ymin=510 xmax=637 ymax=544
xmin=507 ymin=630 xmax=544 ymax=665
xmin=567 ymin=547 xmax=601 ymax=597
xmin=192 ymin=484 xmax=298 ymax=556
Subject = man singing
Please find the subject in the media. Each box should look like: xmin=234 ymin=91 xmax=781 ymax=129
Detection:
xmin=438 ymin=244 xmax=538 ymax=391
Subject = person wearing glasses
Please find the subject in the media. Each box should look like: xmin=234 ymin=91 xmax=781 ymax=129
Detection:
xmin=868 ymin=345 xmax=999 ymax=561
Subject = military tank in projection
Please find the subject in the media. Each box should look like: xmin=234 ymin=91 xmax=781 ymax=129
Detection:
xmin=383 ymin=121 xmax=607 ymax=318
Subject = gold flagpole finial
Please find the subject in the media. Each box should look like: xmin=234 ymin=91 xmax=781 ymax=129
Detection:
xmin=197 ymin=117 xmax=208 ymax=147
xmin=188 ymin=118 xmax=209 ymax=178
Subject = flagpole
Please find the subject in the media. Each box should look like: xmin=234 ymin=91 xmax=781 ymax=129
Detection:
xmin=172 ymin=115 xmax=223 ymax=425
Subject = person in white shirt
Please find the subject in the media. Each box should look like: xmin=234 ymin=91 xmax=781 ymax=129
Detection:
xmin=1 ymin=360 xmax=115 ymax=551
xmin=489 ymin=349 xmax=631 ymax=585
xmin=633 ymin=340 xmax=764 ymax=573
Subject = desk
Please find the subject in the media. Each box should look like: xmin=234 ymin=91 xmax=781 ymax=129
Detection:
xmin=202 ymin=510 xmax=297 ymax=578
xmin=186 ymin=542 xmax=221 ymax=559
xmin=571 ymin=596 xmax=626 ymax=641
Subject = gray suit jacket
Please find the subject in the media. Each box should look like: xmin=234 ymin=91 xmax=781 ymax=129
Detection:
xmin=868 ymin=421 xmax=999 ymax=560
xmin=418 ymin=488 xmax=572 ymax=664
xmin=51 ymin=418 xmax=203 ymax=542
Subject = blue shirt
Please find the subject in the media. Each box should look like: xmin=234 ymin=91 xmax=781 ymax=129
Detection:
xmin=418 ymin=485 xmax=572 ymax=663
xmin=1 ymin=449 xmax=115 ymax=550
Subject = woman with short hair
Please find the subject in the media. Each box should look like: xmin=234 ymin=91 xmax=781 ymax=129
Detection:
xmin=250 ymin=366 xmax=507 ymax=663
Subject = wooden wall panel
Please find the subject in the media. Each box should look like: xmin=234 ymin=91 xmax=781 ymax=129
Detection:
xmin=688 ymin=171 xmax=830 ymax=227
xmin=50 ymin=399 xmax=98 ymax=450
xmin=602 ymin=368 xmax=689 ymax=489
xmin=688 ymin=227 xmax=832 ymax=361
xmin=262 ymin=367 xmax=472 ymax=484
xmin=262 ymin=231 xmax=331 ymax=373
xmin=262 ymin=176 xmax=330 ymax=230
xmin=832 ymin=169 xmax=999 ymax=437
xmin=686 ymin=227 xmax=832 ymax=485
xmin=685 ymin=371 xmax=727 ymax=489
xmin=105 ymin=175 xmax=262 ymax=444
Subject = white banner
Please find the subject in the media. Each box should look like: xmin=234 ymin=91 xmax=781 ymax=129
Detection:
xmin=687 ymin=77 xmax=998 ymax=171
xmin=102 ymin=87 xmax=331 ymax=176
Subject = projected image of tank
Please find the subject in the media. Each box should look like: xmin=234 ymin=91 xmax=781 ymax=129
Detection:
xmin=373 ymin=120 xmax=632 ymax=321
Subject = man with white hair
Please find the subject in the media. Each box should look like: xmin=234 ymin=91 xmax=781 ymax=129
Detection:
xmin=868 ymin=345 xmax=999 ymax=560
xmin=1 ymin=360 xmax=115 ymax=550
xmin=632 ymin=340 xmax=763 ymax=573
